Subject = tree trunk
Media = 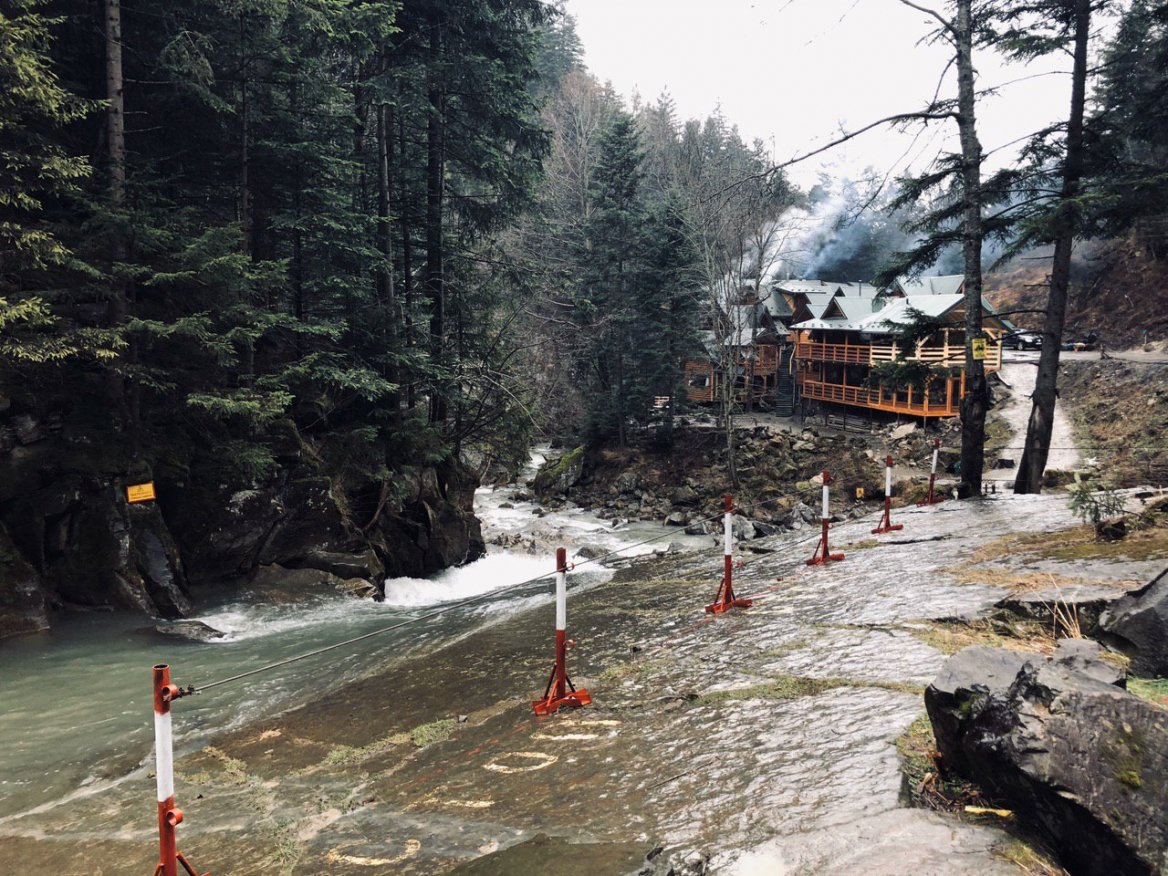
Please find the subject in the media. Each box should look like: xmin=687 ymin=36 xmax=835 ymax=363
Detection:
xmin=955 ymin=0 xmax=987 ymax=499
xmin=104 ymin=0 xmax=125 ymax=204
xmin=425 ymin=20 xmax=447 ymax=426
xmin=376 ymin=101 xmax=400 ymax=416
xmin=1014 ymin=0 xmax=1091 ymax=494
xmin=239 ymin=12 xmax=252 ymax=259
xmin=399 ymin=115 xmax=416 ymax=411
xmin=104 ymin=0 xmax=134 ymax=449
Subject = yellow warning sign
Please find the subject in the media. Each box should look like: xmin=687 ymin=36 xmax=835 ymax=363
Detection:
xmin=972 ymin=338 xmax=987 ymax=360
xmin=126 ymin=482 xmax=156 ymax=504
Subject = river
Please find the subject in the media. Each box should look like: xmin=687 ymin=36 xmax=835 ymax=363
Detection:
xmin=0 ymin=451 xmax=707 ymax=823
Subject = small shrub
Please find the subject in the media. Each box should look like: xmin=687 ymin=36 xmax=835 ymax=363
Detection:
xmin=1067 ymin=477 xmax=1126 ymax=527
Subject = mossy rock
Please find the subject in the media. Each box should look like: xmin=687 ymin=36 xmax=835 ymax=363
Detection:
xmin=531 ymin=446 xmax=585 ymax=498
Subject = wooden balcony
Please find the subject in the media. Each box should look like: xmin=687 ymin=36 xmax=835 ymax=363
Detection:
xmin=800 ymin=378 xmax=960 ymax=418
xmin=795 ymin=339 xmax=1001 ymax=372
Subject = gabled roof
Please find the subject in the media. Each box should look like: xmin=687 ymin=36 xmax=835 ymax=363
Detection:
xmin=762 ymin=289 xmax=793 ymax=319
xmin=792 ymin=293 xmax=970 ymax=333
xmin=892 ymin=274 xmax=965 ymax=297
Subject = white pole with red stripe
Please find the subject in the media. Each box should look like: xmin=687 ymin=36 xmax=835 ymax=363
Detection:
xmin=920 ymin=438 xmax=944 ymax=506
xmin=707 ymin=494 xmax=752 ymax=613
xmin=872 ymin=455 xmax=904 ymax=534
xmin=151 ymin=665 xmax=205 ymax=876
xmin=807 ymin=471 xmax=845 ymax=565
xmin=532 ymin=548 xmax=591 ymax=715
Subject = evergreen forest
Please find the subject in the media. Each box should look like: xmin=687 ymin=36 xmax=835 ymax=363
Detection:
xmin=2 ymin=0 xmax=1168 ymax=625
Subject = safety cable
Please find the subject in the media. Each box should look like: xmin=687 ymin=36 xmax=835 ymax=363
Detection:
xmin=191 ymin=483 xmax=825 ymax=693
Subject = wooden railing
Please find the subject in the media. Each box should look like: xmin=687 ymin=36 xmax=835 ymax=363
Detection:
xmin=800 ymin=379 xmax=959 ymax=418
xmin=796 ymin=340 xmax=1001 ymax=371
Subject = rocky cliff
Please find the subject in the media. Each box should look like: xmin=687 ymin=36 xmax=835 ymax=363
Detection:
xmin=0 ymin=401 xmax=484 ymax=640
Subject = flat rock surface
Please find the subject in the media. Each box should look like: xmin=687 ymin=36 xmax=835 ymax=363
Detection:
xmin=0 ymin=493 xmax=1125 ymax=874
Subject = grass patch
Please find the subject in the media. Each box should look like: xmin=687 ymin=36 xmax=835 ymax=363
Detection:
xmin=996 ymin=839 xmax=1070 ymax=876
xmin=966 ymin=522 xmax=1168 ymax=565
xmin=1128 ymin=677 xmax=1168 ymax=709
xmin=320 ymin=717 xmax=454 ymax=767
xmin=894 ymin=714 xmax=987 ymax=813
xmin=699 ymin=674 xmax=921 ymax=705
xmin=760 ymin=640 xmax=808 ymax=658
xmin=908 ymin=617 xmax=1057 ymax=657
xmin=841 ymin=538 xmax=881 ymax=552
xmin=410 ymin=717 xmax=456 ymax=748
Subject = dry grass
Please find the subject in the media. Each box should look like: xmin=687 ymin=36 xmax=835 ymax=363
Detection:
xmin=1128 ymin=677 xmax=1168 ymax=709
xmin=907 ymin=617 xmax=1057 ymax=657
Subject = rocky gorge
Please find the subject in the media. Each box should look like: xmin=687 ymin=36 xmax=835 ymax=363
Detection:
xmin=0 ymin=400 xmax=485 ymax=641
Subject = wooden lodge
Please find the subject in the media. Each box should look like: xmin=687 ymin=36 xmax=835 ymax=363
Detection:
xmin=684 ymin=274 xmax=1008 ymax=420
xmin=790 ymin=275 xmax=1007 ymax=419
xmin=684 ymin=288 xmax=793 ymax=408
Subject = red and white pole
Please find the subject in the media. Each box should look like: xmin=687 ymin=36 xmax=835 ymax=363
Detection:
xmin=706 ymin=494 xmax=752 ymax=614
xmin=872 ymin=455 xmax=904 ymax=534
xmin=532 ymin=548 xmax=591 ymax=716
xmin=151 ymin=665 xmax=206 ymax=876
xmin=920 ymin=438 xmax=945 ymax=506
xmin=807 ymin=471 xmax=845 ymax=565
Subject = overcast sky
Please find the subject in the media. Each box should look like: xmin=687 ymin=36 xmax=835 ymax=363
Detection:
xmin=561 ymin=0 xmax=1073 ymax=187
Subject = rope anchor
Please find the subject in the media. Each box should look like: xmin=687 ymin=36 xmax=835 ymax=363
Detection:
xmin=707 ymin=494 xmax=752 ymax=613
xmin=807 ymin=471 xmax=845 ymax=565
xmin=150 ymin=664 xmax=210 ymax=876
xmin=872 ymin=455 xmax=904 ymax=535
xmin=532 ymin=548 xmax=591 ymax=716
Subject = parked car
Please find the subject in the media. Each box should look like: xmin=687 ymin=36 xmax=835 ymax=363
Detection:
xmin=1002 ymin=329 xmax=1043 ymax=350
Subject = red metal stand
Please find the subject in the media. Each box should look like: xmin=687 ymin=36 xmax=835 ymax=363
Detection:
xmin=532 ymin=548 xmax=591 ymax=716
xmin=150 ymin=665 xmax=208 ymax=876
xmin=807 ymin=471 xmax=845 ymax=565
xmin=918 ymin=438 xmax=946 ymax=506
xmin=872 ymin=455 xmax=904 ymax=534
xmin=707 ymin=494 xmax=753 ymax=614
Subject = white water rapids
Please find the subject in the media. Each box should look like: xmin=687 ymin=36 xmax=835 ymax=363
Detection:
xmin=0 ymin=450 xmax=705 ymax=821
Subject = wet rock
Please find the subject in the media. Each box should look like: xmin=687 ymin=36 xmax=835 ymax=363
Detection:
xmin=155 ymin=619 xmax=226 ymax=642
xmin=130 ymin=503 xmax=192 ymax=618
xmin=336 ymin=577 xmax=379 ymax=600
xmin=531 ymin=446 xmax=585 ymax=498
xmin=299 ymin=549 xmax=384 ymax=582
xmin=0 ymin=521 xmax=49 ymax=640
xmin=730 ymin=515 xmax=755 ymax=540
xmin=926 ymin=641 xmax=1168 ymax=876
xmin=1099 ymin=567 xmax=1168 ymax=676
xmin=246 ymin=564 xmax=346 ymax=602
xmin=729 ymin=810 xmax=1020 ymax=875
xmin=498 ymin=502 xmax=514 ymax=509
xmin=994 ymin=584 xmax=1126 ymax=637
xmin=671 ymin=485 xmax=699 ymax=506
xmin=750 ymin=520 xmax=781 ymax=538
xmin=793 ymin=501 xmax=817 ymax=524
xmin=684 ymin=520 xmax=713 ymax=536
xmin=665 ymin=511 xmax=688 ymax=527
xmin=11 ymin=414 xmax=44 ymax=445
xmin=1096 ymin=515 xmax=1127 ymax=542
xmin=574 ymin=543 xmax=608 ymax=560
xmin=890 ymin=422 xmax=917 ymax=441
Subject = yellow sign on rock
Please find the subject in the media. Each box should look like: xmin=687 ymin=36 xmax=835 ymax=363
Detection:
xmin=127 ymin=482 xmax=157 ymax=504
xmin=972 ymin=338 xmax=987 ymax=360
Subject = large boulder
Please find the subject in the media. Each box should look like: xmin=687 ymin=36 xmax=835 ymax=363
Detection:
xmin=1099 ymin=567 xmax=1168 ymax=676
xmin=0 ymin=522 xmax=49 ymax=640
xmin=531 ymin=446 xmax=585 ymax=498
xmin=926 ymin=640 xmax=1168 ymax=876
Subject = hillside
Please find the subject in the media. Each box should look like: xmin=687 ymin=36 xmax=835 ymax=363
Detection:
xmin=985 ymin=239 xmax=1168 ymax=348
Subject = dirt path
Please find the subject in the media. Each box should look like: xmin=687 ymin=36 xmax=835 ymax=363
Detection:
xmin=992 ymin=361 xmax=1082 ymax=481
